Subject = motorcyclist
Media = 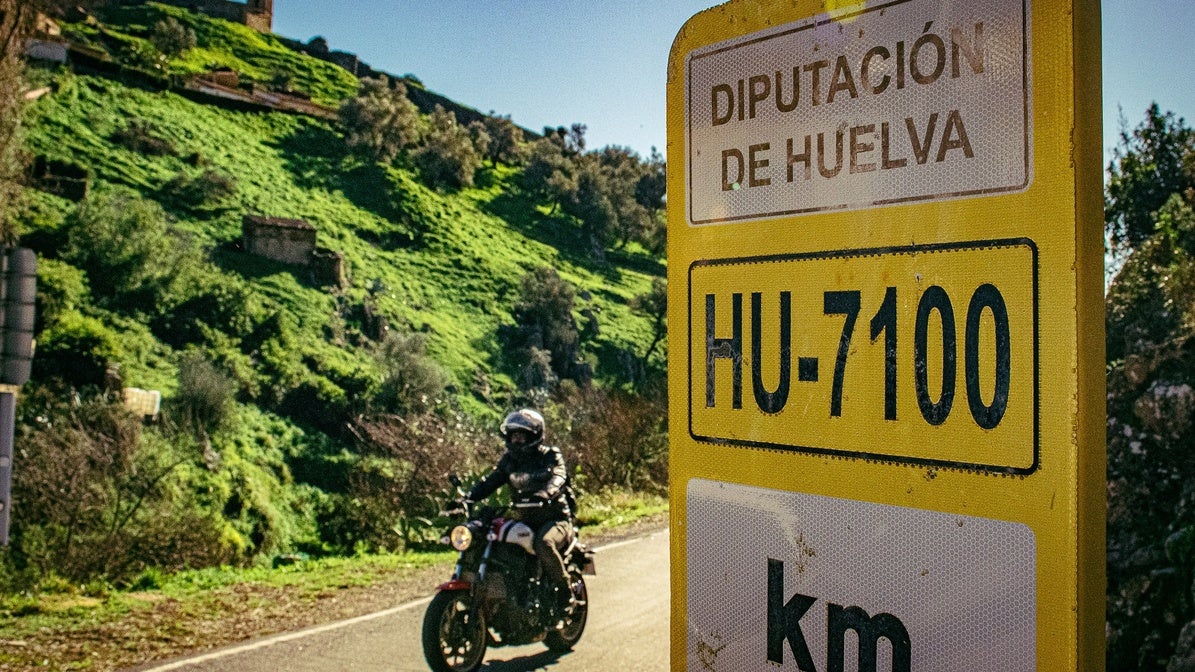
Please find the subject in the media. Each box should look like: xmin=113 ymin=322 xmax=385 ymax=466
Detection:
xmin=467 ymin=408 xmax=575 ymax=625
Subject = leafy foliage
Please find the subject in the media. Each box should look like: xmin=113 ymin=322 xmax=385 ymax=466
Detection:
xmin=9 ymin=390 xmax=230 ymax=587
xmin=481 ymin=113 xmax=526 ymax=166
xmin=162 ymin=168 xmax=237 ymax=209
xmin=111 ymin=118 xmax=177 ymax=157
xmin=171 ymin=351 xmax=236 ymax=439
xmin=520 ymin=137 xmax=665 ymax=254
xmin=61 ymin=188 xmax=196 ymax=311
xmin=630 ymin=277 xmax=667 ymax=379
xmin=1106 ymin=103 xmax=1195 ymax=250
xmin=338 ymin=412 xmax=497 ymax=552
xmin=1106 ymin=108 xmax=1195 ymax=671
xmin=338 ymin=76 xmax=421 ymax=164
xmin=413 ymin=105 xmax=485 ymax=190
xmin=548 ymin=384 xmax=668 ymax=494
xmin=521 ymin=137 xmax=576 ymax=211
xmin=148 ymin=16 xmax=196 ymax=58
xmin=502 ymin=266 xmax=584 ymax=388
xmin=370 ymin=330 xmax=452 ymax=416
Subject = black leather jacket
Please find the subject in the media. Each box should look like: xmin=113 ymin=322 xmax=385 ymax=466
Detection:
xmin=468 ymin=444 xmax=571 ymax=527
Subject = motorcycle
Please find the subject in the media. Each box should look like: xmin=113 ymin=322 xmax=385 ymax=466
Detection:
xmin=421 ymin=476 xmax=596 ymax=672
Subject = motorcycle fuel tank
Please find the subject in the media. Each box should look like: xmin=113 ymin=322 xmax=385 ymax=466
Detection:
xmin=497 ymin=520 xmax=536 ymax=555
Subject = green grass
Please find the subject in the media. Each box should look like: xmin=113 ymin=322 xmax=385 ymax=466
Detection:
xmin=22 ymin=71 xmax=664 ymax=400
xmin=61 ymin=2 xmax=360 ymax=106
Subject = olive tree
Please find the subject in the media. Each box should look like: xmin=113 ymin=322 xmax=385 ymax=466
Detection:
xmin=339 ymin=77 xmax=422 ymax=164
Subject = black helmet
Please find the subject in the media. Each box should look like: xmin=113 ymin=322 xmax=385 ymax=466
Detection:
xmin=501 ymin=408 xmax=544 ymax=458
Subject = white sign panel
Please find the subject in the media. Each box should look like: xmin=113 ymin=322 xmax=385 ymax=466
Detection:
xmin=685 ymin=0 xmax=1030 ymax=225
xmin=686 ymin=479 xmax=1036 ymax=671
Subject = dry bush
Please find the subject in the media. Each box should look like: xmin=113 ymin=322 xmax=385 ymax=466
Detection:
xmin=8 ymin=391 xmax=229 ymax=587
xmin=547 ymin=385 xmax=668 ymax=495
xmin=338 ymin=411 xmax=498 ymax=551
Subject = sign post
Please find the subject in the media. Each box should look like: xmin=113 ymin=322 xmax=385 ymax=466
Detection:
xmin=0 ymin=247 xmax=37 ymax=546
xmin=667 ymin=1 xmax=1104 ymax=670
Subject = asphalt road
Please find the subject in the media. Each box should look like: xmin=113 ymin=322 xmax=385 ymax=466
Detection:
xmin=132 ymin=528 xmax=671 ymax=672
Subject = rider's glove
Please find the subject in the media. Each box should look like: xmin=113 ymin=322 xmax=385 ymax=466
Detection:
xmin=529 ymin=491 xmax=550 ymax=505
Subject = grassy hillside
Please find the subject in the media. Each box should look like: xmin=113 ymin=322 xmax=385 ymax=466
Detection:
xmin=21 ymin=70 xmax=663 ymax=405
xmin=59 ymin=2 xmax=360 ymax=105
xmin=2 ymin=2 xmax=668 ymax=588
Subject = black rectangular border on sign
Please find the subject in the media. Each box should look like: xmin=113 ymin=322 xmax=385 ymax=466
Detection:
xmin=687 ymin=237 xmax=1040 ymax=475
xmin=685 ymin=0 xmax=1032 ymax=226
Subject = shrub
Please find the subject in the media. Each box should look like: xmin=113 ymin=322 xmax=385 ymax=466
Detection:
xmin=151 ymin=269 xmax=263 ymax=348
xmin=501 ymin=266 xmax=584 ymax=387
xmin=111 ymin=119 xmax=177 ymax=156
xmin=278 ymin=374 xmax=348 ymax=435
xmin=63 ymin=189 xmax=196 ymax=311
xmin=547 ymin=385 xmax=668 ymax=494
xmin=413 ymin=106 xmax=484 ymax=189
xmin=334 ymin=412 xmax=497 ymax=552
xmin=482 ymin=113 xmax=526 ymax=166
xmin=162 ymin=169 xmax=237 ymax=209
xmin=33 ymin=309 xmax=124 ymax=388
xmin=148 ymin=17 xmax=196 ymax=58
xmin=6 ymin=391 xmax=229 ymax=587
xmin=34 ymin=258 xmax=90 ymax=335
xmin=371 ymin=330 xmax=452 ymax=415
xmin=171 ymin=352 xmax=236 ymax=439
xmin=270 ymin=68 xmax=295 ymax=93
xmin=521 ymin=138 xmax=576 ymax=211
xmin=1105 ymin=188 xmax=1195 ymax=669
xmin=338 ymin=77 xmax=422 ymax=164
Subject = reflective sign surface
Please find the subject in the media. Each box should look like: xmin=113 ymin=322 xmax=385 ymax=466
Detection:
xmin=687 ymin=479 xmax=1036 ymax=671
xmin=686 ymin=0 xmax=1030 ymax=224
xmin=689 ymin=238 xmax=1037 ymax=471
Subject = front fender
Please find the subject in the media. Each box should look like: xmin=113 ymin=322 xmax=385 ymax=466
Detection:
xmin=436 ymin=579 xmax=472 ymax=592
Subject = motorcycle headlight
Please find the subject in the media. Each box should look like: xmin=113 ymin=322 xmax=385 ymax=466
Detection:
xmin=449 ymin=525 xmax=473 ymax=551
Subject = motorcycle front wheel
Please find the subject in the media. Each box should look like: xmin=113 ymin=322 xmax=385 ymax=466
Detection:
xmin=545 ymin=576 xmax=589 ymax=652
xmin=422 ymin=590 xmax=487 ymax=672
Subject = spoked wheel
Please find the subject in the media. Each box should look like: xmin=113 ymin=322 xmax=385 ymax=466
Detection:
xmin=422 ymin=590 xmax=488 ymax=672
xmin=545 ymin=576 xmax=589 ymax=652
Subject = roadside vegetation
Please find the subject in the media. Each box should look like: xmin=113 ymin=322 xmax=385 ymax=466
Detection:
xmin=1104 ymin=103 xmax=1195 ymax=672
xmin=0 ymin=5 xmax=670 ymax=667
xmin=0 ymin=489 xmax=666 ymax=671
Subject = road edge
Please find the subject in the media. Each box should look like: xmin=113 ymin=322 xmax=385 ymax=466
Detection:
xmin=127 ymin=520 xmax=670 ymax=672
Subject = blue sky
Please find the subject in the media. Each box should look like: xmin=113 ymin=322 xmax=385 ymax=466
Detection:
xmin=272 ymin=1 xmax=1195 ymax=167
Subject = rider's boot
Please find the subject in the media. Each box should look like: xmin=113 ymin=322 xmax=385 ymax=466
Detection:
xmin=548 ymin=582 xmax=573 ymax=629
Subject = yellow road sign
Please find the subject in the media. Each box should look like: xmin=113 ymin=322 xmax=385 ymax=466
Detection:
xmin=691 ymin=239 xmax=1037 ymax=471
xmin=667 ymin=0 xmax=1104 ymax=670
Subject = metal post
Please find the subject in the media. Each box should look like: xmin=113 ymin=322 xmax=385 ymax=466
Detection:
xmin=0 ymin=247 xmax=36 ymax=547
xmin=0 ymin=389 xmax=15 ymax=546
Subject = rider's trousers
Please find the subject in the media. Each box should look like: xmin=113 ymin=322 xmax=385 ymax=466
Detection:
xmin=534 ymin=519 xmax=572 ymax=589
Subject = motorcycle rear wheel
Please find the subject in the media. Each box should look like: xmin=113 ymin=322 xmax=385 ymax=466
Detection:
xmin=422 ymin=590 xmax=487 ymax=672
xmin=545 ymin=576 xmax=589 ymax=652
